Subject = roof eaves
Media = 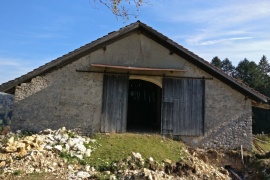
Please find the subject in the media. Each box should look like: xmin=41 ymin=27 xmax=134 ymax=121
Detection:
xmin=0 ymin=21 xmax=269 ymax=103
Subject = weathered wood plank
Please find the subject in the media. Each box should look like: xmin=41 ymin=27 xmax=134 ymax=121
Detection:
xmin=101 ymin=74 xmax=128 ymax=133
xmin=161 ymin=102 xmax=174 ymax=134
xmin=162 ymin=78 xmax=205 ymax=136
xmin=161 ymin=78 xmax=174 ymax=134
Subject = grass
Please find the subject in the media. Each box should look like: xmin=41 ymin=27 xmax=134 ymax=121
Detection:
xmin=251 ymin=135 xmax=270 ymax=180
xmin=253 ymin=134 xmax=270 ymax=153
xmin=6 ymin=172 xmax=65 ymax=180
xmin=86 ymin=133 xmax=187 ymax=170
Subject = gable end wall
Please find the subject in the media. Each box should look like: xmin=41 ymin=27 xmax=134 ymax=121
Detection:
xmin=12 ymin=33 xmax=252 ymax=150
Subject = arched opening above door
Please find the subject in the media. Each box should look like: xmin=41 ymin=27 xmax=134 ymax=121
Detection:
xmin=127 ymin=79 xmax=162 ymax=132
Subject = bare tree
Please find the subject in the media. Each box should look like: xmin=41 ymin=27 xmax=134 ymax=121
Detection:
xmin=90 ymin=0 xmax=144 ymax=20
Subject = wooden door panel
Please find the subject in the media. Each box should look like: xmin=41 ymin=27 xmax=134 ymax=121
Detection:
xmin=101 ymin=74 xmax=128 ymax=133
xmin=162 ymin=78 xmax=204 ymax=136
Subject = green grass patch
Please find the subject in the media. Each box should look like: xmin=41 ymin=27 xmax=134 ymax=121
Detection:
xmin=12 ymin=170 xmax=22 ymax=176
xmin=6 ymin=172 xmax=63 ymax=180
xmin=87 ymin=133 xmax=187 ymax=170
xmin=253 ymin=135 xmax=270 ymax=153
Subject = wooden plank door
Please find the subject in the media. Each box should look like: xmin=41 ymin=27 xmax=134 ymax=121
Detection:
xmin=161 ymin=78 xmax=174 ymax=134
xmin=161 ymin=78 xmax=205 ymax=136
xmin=101 ymin=74 xmax=129 ymax=133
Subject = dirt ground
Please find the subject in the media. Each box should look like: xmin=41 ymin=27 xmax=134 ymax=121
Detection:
xmin=188 ymin=147 xmax=270 ymax=180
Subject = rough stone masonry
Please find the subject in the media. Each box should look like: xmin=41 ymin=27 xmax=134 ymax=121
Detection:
xmin=10 ymin=30 xmax=252 ymax=151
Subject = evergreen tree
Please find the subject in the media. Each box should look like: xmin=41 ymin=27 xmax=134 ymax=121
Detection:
xmin=211 ymin=55 xmax=270 ymax=97
xmin=221 ymin=58 xmax=235 ymax=75
xmin=256 ymin=55 xmax=270 ymax=97
xmin=211 ymin=56 xmax=222 ymax=68
xmin=235 ymin=58 xmax=263 ymax=89
xmin=258 ymin=55 xmax=270 ymax=75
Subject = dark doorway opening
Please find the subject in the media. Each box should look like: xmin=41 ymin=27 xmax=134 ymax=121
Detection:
xmin=127 ymin=80 xmax=162 ymax=132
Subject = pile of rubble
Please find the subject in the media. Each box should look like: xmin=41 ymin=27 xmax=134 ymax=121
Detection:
xmin=106 ymin=151 xmax=230 ymax=180
xmin=0 ymin=127 xmax=231 ymax=179
xmin=0 ymin=127 xmax=95 ymax=179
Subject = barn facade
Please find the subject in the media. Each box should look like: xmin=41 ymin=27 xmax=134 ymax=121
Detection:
xmin=0 ymin=21 xmax=268 ymax=150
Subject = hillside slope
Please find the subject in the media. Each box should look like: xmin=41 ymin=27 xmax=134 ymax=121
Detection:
xmin=0 ymin=128 xmax=269 ymax=179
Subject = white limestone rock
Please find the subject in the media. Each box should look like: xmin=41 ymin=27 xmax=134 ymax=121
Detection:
xmin=53 ymin=145 xmax=63 ymax=152
xmin=132 ymin=152 xmax=142 ymax=160
xmin=85 ymin=149 xmax=92 ymax=157
xmin=77 ymin=171 xmax=90 ymax=178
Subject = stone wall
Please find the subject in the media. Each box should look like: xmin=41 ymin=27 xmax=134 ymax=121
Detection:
xmin=12 ymin=55 xmax=103 ymax=134
xmin=12 ymin=32 xmax=253 ymax=150
xmin=12 ymin=33 xmax=187 ymax=134
xmin=180 ymin=62 xmax=252 ymax=151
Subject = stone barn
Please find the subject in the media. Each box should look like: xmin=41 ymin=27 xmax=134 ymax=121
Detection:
xmin=0 ymin=21 xmax=268 ymax=150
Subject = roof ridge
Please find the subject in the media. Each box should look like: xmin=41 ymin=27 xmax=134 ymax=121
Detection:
xmin=0 ymin=21 xmax=269 ymax=103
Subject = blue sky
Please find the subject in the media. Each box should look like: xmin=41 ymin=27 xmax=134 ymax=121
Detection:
xmin=1 ymin=0 xmax=270 ymax=84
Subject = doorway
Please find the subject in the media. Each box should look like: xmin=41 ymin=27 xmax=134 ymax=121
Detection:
xmin=127 ymin=79 xmax=162 ymax=132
